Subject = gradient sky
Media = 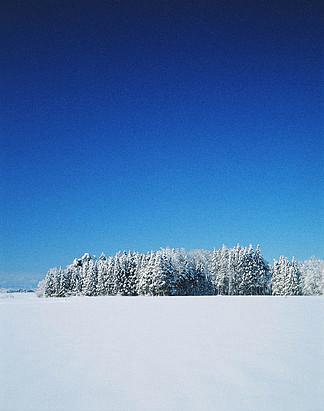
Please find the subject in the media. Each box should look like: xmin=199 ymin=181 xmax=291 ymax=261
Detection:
xmin=1 ymin=1 xmax=323 ymax=288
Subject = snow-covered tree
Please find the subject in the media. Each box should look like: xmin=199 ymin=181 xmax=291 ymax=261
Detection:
xmin=83 ymin=259 xmax=98 ymax=296
xmin=192 ymin=258 xmax=212 ymax=295
xmin=284 ymin=258 xmax=301 ymax=296
xmin=112 ymin=251 xmax=139 ymax=296
xmin=43 ymin=268 xmax=57 ymax=297
xmin=272 ymin=258 xmax=284 ymax=296
xmin=301 ymin=258 xmax=324 ymax=296
xmin=171 ymin=249 xmax=194 ymax=295
xmin=96 ymin=253 xmax=108 ymax=296
xmin=69 ymin=262 xmax=82 ymax=295
xmin=58 ymin=267 xmax=70 ymax=297
xmin=211 ymin=246 xmax=229 ymax=295
xmin=151 ymin=250 xmax=175 ymax=296
xmin=137 ymin=250 xmax=175 ymax=296
xmin=237 ymin=248 xmax=257 ymax=295
xmin=254 ymin=246 xmax=271 ymax=295
xmin=230 ymin=245 xmax=246 ymax=295
xmin=36 ymin=278 xmax=46 ymax=297
xmin=272 ymin=256 xmax=301 ymax=296
xmin=137 ymin=252 xmax=156 ymax=296
xmin=79 ymin=253 xmax=93 ymax=293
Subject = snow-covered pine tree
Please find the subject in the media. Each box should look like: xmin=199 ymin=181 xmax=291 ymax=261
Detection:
xmin=58 ymin=267 xmax=70 ymax=297
xmin=301 ymin=258 xmax=324 ymax=296
xmin=52 ymin=267 xmax=61 ymax=296
xmin=272 ymin=258 xmax=284 ymax=295
xmin=192 ymin=258 xmax=212 ymax=295
xmin=44 ymin=268 xmax=57 ymax=297
xmin=96 ymin=253 xmax=108 ymax=296
xmin=237 ymin=247 xmax=257 ymax=295
xmin=113 ymin=252 xmax=128 ymax=295
xmin=69 ymin=262 xmax=82 ymax=295
xmin=83 ymin=258 xmax=98 ymax=296
xmin=112 ymin=251 xmax=139 ymax=296
xmin=150 ymin=250 xmax=175 ymax=296
xmin=183 ymin=256 xmax=197 ymax=295
xmin=104 ymin=256 xmax=116 ymax=295
xmin=230 ymin=245 xmax=246 ymax=295
xmin=171 ymin=249 xmax=193 ymax=295
xmin=137 ymin=252 xmax=156 ymax=295
xmin=79 ymin=253 xmax=93 ymax=293
xmin=133 ymin=252 xmax=145 ymax=292
xmin=217 ymin=246 xmax=230 ymax=295
xmin=123 ymin=251 xmax=139 ymax=296
xmin=272 ymin=256 xmax=301 ymax=296
xmin=36 ymin=278 xmax=46 ymax=297
xmin=210 ymin=248 xmax=221 ymax=294
xmin=236 ymin=245 xmax=271 ymax=295
xmin=284 ymin=258 xmax=301 ymax=296
xmin=254 ymin=245 xmax=271 ymax=295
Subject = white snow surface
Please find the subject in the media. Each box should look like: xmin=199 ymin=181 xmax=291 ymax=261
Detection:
xmin=0 ymin=294 xmax=323 ymax=411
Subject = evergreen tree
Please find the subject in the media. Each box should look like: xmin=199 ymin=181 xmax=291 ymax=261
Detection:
xmin=83 ymin=259 xmax=98 ymax=296
xmin=57 ymin=267 xmax=68 ymax=297
xmin=238 ymin=248 xmax=257 ymax=295
xmin=272 ymin=257 xmax=301 ymax=296
xmin=96 ymin=253 xmax=108 ymax=296
xmin=151 ymin=251 xmax=175 ymax=296
xmin=172 ymin=249 xmax=194 ymax=295
xmin=44 ymin=268 xmax=57 ymax=297
xmin=230 ymin=245 xmax=245 ymax=295
xmin=193 ymin=259 xmax=212 ymax=295
xmin=79 ymin=253 xmax=93 ymax=293
xmin=214 ymin=246 xmax=231 ymax=295
xmin=123 ymin=251 xmax=139 ymax=296
xmin=254 ymin=246 xmax=271 ymax=295
xmin=137 ymin=252 xmax=156 ymax=296
xmin=301 ymin=258 xmax=324 ymax=296
xmin=272 ymin=258 xmax=285 ymax=295
xmin=284 ymin=258 xmax=301 ymax=296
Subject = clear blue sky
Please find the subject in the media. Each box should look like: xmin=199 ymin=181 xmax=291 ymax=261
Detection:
xmin=1 ymin=1 xmax=323 ymax=288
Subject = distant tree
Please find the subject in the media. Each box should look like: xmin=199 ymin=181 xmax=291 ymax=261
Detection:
xmin=57 ymin=267 xmax=69 ymax=297
xmin=237 ymin=248 xmax=257 ymax=295
xmin=83 ymin=259 xmax=98 ymax=296
xmin=80 ymin=253 xmax=93 ymax=293
xmin=137 ymin=252 xmax=156 ymax=296
xmin=96 ymin=253 xmax=108 ymax=296
xmin=171 ymin=249 xmax=194 ymax=295
xmin=192 ymin=259 xmax=213 ymax=295
xmin=272 ymin=258 xmax=284 ymax=296
xmin=152 ymin=250 xmax=175 ymax=296
xmin=284 ymin=258 xmax=301 ymax=296
xmin=272 ymin=257 xmax=301 ymax=296
xmin=43 ymin=269 xmax=57 ymax=297
xmin=254 ymin=246 xmax=271 ymax=295
xmin=112 ymin=251 xmax=138 ymax=296
xmin=36 ymin=278 xmax=46 ymax=297
xmin=69 ymin=262 xmax=82 ymax=295
xmin=301 ymin=258 xmax=324 ymax=296
xmin=230 ymin=245 xmax=246 ymax=295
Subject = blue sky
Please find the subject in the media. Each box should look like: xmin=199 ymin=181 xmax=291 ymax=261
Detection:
xmin=1 ymin=1 xmax=323 ymax=288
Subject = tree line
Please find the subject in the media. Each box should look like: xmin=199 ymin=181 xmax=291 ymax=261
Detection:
xmin=37 ymin=245 xmax=324 ymax=297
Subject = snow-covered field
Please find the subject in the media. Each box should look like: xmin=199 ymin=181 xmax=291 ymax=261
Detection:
xmin=0 ymin=294 xmax=323 ymax=411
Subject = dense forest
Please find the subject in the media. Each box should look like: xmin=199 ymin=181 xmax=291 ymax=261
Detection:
xmin=37 ymin=246 xmax=324 ymax=297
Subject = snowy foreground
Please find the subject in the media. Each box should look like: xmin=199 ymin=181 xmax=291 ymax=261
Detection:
xmin=0 ymin=294 xmax=323 ymax=411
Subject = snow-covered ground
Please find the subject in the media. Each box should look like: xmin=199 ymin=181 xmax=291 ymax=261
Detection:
xmin=0 ymin=294 xmax=323 ymax=411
